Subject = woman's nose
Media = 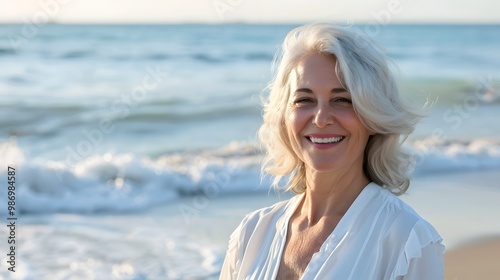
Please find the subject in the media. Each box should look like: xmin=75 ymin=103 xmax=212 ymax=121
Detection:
xmin=312 ymin=103 xmax=334 ymax=128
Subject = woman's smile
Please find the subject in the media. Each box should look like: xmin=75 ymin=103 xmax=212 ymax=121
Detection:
xmin=304 ymin=134 xmax=346 ymax=149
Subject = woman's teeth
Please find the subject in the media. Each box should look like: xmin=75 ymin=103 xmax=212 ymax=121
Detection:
xmin=309 ymin=136 xmax=344 ymax=144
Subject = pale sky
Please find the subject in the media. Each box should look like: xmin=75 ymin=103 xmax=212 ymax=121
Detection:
xmin=0 ymin=0 xmax=498 ymax=24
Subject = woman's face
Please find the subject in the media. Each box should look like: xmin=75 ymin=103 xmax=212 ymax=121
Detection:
xmin=285 ymin=53 xmax=374 ymax=174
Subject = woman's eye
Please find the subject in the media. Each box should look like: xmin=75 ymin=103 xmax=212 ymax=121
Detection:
xmin=334 ymin=98 xmax=352 ymax=103
xmin=294 ymin=98 xmax=314 ymax=104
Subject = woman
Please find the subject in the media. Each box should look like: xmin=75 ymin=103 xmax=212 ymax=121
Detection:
xmin=220 ymin=23 xmax=444 ymax=280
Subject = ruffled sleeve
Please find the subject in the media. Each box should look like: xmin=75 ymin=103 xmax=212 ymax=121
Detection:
xmin=392 ymin=220 xmax=445 ymax=280
xmin=220 ymin=215 xmax=248 ymax=280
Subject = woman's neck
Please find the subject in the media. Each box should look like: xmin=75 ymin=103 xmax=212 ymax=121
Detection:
xmin=299 ymin=168 xmax=370 ymax=226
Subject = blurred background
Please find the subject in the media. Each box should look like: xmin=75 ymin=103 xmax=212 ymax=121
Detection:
xmin=0 ymin=0 xmax=499 ymax=279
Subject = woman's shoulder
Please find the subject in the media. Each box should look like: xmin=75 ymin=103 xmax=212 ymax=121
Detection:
xmin=365 ymin=184 xmax=444 ymax=278
xmin=366 ymin=183 xmax=443 ymax=244
xmin=371 ymin=183 xmax=428 ymax=220
xmin=370 ymin=183 xmax=444 ymax=248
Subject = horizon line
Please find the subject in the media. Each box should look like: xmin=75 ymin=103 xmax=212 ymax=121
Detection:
xmin=0 ymin=21 xmax=499 ymax=26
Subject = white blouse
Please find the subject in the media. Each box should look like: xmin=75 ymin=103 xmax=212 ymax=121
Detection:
xmin=220 ymin=183 xmax=445 ymax=280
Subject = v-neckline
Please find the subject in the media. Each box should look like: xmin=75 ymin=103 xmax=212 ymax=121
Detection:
xmin=273 ymin=182 xmax=378 ymax=280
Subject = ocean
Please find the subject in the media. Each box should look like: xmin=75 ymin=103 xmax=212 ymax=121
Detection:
xmin=0 ymin=24 xmax=499 ymax=279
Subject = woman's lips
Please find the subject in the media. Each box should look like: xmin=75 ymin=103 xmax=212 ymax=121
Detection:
xmin=305 ymin=134 xmax=346 ymax=149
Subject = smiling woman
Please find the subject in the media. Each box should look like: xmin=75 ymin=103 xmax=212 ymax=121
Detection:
xmin=220 ymin=23 xmax=445 ymax=280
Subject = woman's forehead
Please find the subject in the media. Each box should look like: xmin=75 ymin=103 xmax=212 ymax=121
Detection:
xmin=291 ymin=54 xmax=342 ymax=89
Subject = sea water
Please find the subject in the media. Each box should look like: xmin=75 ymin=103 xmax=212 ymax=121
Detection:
xmin=0 ymin=24 xmax=499 ymax=279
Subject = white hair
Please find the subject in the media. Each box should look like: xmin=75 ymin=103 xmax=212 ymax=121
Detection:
xmin=259 ymin=23 xmax=423 ymax=195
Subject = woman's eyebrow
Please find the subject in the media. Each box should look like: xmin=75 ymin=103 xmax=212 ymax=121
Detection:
xmin=331 ymin=87 xmax=347 ymax=93
xmin=294 ymin=88 xmax=313 ymax=93
xmin=294 ymin=87 xmax=347 ymax=93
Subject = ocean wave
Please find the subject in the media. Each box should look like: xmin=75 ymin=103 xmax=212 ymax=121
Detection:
xmin=144 ymin=53 xmax=170 ymax=60
xmin=0 ymin=140 xmax=266 ymax=214
xmin=47 ymin=50 xmax=273 ymax=63
xmin=0 ymin=138 xmax=499 ymax=214
xmin=60 ymin=50 xmax=94 ymax=59
xmin=244 ymin=52 xmax=274 ymax=61
xmin=120 ymin=104 xmax=260 ymax=123
xmin=0 ymin=47 xmax=16 ymax=56
xmin=0 ymin=101 xmax=261 ymax=141
xmin=411 ymin=138 xmax=500 ymax=175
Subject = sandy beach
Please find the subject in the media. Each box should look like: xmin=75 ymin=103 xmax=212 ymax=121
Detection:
xmin=444 ymin=236 xmax=500 ymax=280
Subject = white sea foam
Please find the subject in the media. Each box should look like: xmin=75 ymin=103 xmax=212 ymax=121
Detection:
xmin=0 ymin=208 xmax=228 ymax=279
xmin=411 ymin=138 xmax=500 ymax=175
xmin=1 ymin=139 xmax=499 ymax=214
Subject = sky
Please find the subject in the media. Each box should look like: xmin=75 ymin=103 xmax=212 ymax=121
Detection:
xmin=0 ymin=0 xmax=498 ymax=24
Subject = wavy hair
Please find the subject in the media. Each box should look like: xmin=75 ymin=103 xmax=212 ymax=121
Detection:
xmin=258 ymin=23 xmax=423 ymax=195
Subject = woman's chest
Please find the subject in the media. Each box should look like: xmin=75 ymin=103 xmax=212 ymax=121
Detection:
xmin=276 ymin=218 xmax=341 ymax=279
